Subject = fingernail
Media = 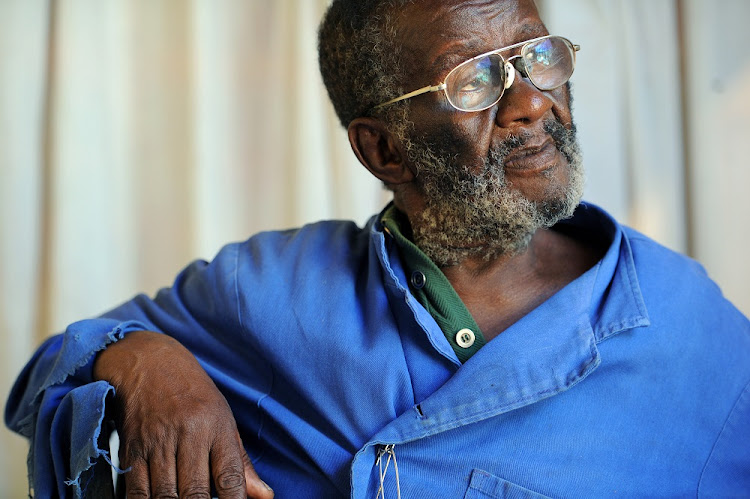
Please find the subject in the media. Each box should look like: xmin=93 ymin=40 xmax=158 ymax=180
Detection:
xmin=261 ymin=479 xmax=273 ymax=491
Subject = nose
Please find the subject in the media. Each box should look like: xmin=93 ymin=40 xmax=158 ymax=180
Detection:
xmin=494 ymin=65 xmax=553 ymax=129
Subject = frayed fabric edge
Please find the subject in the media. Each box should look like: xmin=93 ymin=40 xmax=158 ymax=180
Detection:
xmin=34 ymin=320 xmax=148 ymax=403
xmin=62 ymin=382 xmax=131 ymax=498
xmin=25 ymin=321 xmax=147 ymax=498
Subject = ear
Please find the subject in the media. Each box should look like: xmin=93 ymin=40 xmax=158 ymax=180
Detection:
xmin=348 ymin=117 xmax=414 ymax=185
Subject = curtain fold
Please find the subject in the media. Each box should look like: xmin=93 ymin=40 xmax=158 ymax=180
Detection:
xmin=0 ymin=2 xmax=49 ymax=496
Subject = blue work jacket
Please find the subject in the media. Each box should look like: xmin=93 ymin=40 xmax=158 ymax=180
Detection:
xmin=6 ymin=202 xmax=750 ymax=497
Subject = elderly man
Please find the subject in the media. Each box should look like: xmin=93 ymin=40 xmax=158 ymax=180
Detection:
xmin=6 ymin=0 xmax=750 ymax=497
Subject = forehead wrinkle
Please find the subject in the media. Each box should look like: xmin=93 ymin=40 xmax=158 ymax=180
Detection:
xmin=519 ymin=23 xmax=547 ymax=38
xmin=397 ymin=1 xmax=510 ymax=63
xmin=440 ymin=0 xmax=513 ymax=20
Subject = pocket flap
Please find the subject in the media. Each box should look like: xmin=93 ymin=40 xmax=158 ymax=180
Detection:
xmin=464 ymin=469 xmax=551 ymax=499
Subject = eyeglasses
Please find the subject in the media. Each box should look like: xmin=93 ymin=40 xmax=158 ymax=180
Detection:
xmin=374 ymin=35 xmax=580 ymax=113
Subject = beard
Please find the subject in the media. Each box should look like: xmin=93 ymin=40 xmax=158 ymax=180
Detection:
xmin=405 ymin=118 xmax=585 ymax=267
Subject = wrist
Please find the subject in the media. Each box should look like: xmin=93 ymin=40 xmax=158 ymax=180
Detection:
xmin=93 ymin=330 xmax=163 ymax=383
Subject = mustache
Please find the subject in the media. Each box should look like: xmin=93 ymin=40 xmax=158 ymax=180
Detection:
xmin=488 ymin=119 xmax=577 ymax=167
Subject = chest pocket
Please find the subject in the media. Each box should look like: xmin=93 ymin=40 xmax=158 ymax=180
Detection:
xmin=464 ymin=469 xmax=551 ymax=499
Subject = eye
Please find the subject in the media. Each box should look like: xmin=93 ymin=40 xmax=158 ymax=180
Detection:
xmin=459 ymin=73 xmax=490 ymax=93
xmin=444 ymin=54 xmax=505 ymax=110
xmin=452 ymin=57 xmax=500 ymax=94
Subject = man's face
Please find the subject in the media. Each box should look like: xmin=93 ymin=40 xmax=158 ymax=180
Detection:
xmin=393 ymin=0 xmax=584 ymax=266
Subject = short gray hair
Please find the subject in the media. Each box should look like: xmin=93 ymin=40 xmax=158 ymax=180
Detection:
xmin=317 ymin=0 xmax=414 ymax=130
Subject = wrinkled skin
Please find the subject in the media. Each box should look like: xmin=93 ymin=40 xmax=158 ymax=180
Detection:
xmin=94 ymin=331 xmax=274 ymax=498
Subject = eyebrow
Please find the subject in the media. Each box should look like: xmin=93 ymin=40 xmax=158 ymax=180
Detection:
xmin=430 ymin=40 xmax=485 ymax=75
xmin=430 ymin=23 xmax=548 ymax=78
xmin=519 ymin=23 xmax=547 ymax=39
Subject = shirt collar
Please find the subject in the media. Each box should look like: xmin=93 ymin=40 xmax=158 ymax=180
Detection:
xmin=561 ymin=203 xmax=651 ymax=342
xmin=373 ymin=201 xmax=650 ymax=344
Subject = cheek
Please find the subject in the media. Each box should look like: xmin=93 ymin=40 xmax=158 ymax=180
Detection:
xmin=437 ymin=110 xmax=499 ymax=173
xmin=455 ymin=112 xmax=496 ymax=160
xmin=549 ymin=86 xmax=573 ymax=126
xmin=410 ymin=105 xmax=494 ymax=166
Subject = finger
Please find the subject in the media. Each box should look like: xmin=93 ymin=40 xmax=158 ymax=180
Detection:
xmin=207 ymin=430 xmax=256 ymax=499
xmin=242 ymin=449 xmax=274 ymax=499
xmin=236 ymin=430 xmax=274 ymax=499
xmin=176 ymin=442 xmax=211 ymax=498
xmin=122 ymin=440 xmax=151 ymax=498
xmin=149 ymin=444 xmax=178 ymax=499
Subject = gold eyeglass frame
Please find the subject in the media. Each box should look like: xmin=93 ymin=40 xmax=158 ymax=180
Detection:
xmin=373 ymin=35 xmax=580 ymax=113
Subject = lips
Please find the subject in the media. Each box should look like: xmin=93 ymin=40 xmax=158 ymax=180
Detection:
xmin=503 ymin=138 xmax=559 ymax=174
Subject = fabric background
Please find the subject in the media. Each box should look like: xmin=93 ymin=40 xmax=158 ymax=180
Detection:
xmin=1 ymin=1 xmax=748 ymax=495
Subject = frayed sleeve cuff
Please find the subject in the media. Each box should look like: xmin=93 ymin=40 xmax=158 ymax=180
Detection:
xmin=6 ymin=319 xmax=152 ymax=498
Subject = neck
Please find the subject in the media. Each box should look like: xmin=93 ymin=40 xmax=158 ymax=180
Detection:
xmin=440 ymin=228 xmax=547 ymax=291
xmin=440 ymin=228 xmax=600 ymax=340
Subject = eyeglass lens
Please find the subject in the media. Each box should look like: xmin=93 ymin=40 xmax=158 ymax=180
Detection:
xmin=444 ymin=37 xmax=575 ymax=112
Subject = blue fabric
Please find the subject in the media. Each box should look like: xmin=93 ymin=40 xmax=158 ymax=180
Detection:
xmin=5 ymin=202 xmax=750 ymax=498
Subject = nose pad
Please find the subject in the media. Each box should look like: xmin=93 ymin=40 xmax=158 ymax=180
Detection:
xmin=504 ymin=61 xmax=516 ymax=90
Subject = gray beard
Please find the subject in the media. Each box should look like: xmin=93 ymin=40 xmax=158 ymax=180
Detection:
xmin=406 ymin=118 xmax=585 ymax=267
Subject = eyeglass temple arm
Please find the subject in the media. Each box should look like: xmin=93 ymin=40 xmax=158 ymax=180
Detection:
xmin=373 ymin=83 xmax=446 ymax=109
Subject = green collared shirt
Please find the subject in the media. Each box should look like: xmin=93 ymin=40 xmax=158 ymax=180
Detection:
xmin=381 ymin=205 xmax=486 ymax=362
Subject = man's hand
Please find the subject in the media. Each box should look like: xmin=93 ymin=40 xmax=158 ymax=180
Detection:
xmin=94 ymin=331 xmax=274 ymax=498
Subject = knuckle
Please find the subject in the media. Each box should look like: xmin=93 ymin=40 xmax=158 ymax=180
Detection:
xmin=152 ymin=483 xmax=178 ymax=499
xmin=125 ymin=486 xmax=150 ymax=498
xmin=215 ymin=466 xmax=245 ymax=492
xmin=179 ymin=484 xmax=211 ymax=499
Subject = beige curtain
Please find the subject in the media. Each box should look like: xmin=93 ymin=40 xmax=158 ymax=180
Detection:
xmin=1 ymin=2 xmax=48 ymax=495
xmin=1 ymin=1 xmax=749 ymax=495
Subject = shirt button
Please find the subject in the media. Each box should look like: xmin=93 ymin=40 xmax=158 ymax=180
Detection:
xmin=455 ymin=328 xmax=476 ymax=348
xmin=411 ymin=271 xmax=426 ymax=289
